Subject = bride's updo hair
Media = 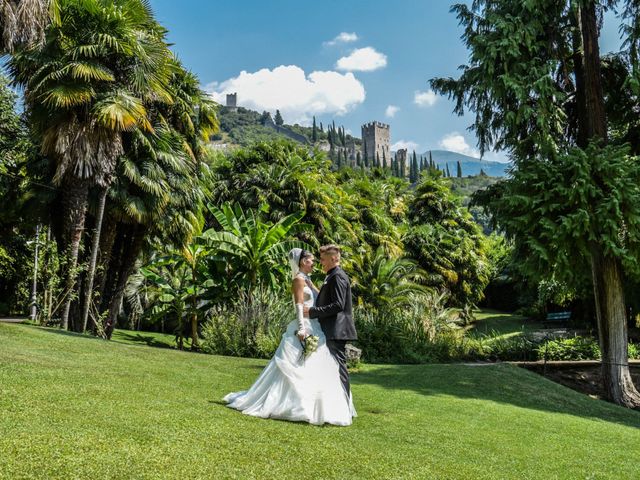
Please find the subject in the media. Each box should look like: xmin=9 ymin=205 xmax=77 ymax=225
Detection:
xmin=298 ymin=249 xmax=312 ymax=265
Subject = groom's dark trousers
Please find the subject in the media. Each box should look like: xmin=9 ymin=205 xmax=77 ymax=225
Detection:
xmin=326 ymin=339 xmax=350 ymax=396
xmin=308 ymin=266 xmax=357 ymax=398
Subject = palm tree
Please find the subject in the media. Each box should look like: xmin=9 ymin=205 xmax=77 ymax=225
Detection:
xmin=202 ymin=203 xmax=310 ymax=291
xmin=0 ymin=0 xmax=59 ymax=53
xmin=9 ymin=0 xmax=174 ymax=330
xmin=140 ymin=241 xmax=212 ymax=350
xmin=348 ymin=247 xmax=430 ymax=311
xmin=99 ymin=68 xmax=217 ymax=338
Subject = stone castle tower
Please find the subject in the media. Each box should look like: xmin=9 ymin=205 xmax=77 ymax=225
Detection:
xmin=226 ymin=93 xmax=237 ymax=111
xmin=361 ymin=121 xmax=390 ymax=167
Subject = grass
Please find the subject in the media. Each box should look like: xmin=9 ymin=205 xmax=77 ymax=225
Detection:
xmin=1 ymin=323 xmax=639 ymax=480
xmin=470 ymin=309 xmax=545 ymax=337
xmin=111 ymin=328 xmax=190 ymax=350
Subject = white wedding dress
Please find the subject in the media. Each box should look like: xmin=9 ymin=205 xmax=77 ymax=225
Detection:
xmin=223 ymin=277 xmax=356 ymax=426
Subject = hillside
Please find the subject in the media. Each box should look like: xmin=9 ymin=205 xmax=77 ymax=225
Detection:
xmin=423 ymin=150 xmax=511 ymax=177
xmin=212 ymin=107 xmax=361 ymax=149
xmin=2 ymin=322 xmax=639 ymax=479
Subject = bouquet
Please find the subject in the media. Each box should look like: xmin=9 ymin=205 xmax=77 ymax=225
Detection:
xmin=295 ymin=331 xmax=319 ymax=363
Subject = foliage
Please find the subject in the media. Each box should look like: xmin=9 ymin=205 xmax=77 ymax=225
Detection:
xmin=354 ymin=291 xmax=462 ymax=363
xmin=208 ymin=140 xmax=350 ymax=248
xmin=536 ymin=336 xmax=601 ymax=361
xmin=405 ymin=171 xmax=489 ymax=306
xmin=536 ymin=336 xmax=640 ymax=361
xmin=203 ymin=202 xmax=310 ymax=292
xmin=475 ymin=143 xmax=640 ymax=286
xmin=348 ymin=247 xmax=429 ymax=310
xmin=139 ymin=242 xmax=213 ymax=349
xmin=200 ymin=287 xmax=292 ymax=358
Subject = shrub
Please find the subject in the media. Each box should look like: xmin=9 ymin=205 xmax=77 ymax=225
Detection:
xmin=536 ymin=336 xmax=600 ymax=361
xmin=354 ymin=291 xmax=463 ymax=363
xmin=200 ymin=287 xmax=291 ymax=358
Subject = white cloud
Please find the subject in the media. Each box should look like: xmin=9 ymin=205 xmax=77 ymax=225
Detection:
xmin=414 ymin=89 xmax=438 ymax=107
xmin=336 ymin=47 xmax=387 ymax=72
xmin=207 ymin=65 xmax=366 ymax=125
xmin=391 ymin=140 xmax=419 ymax=152
xmin=324 ymin=32 xmax=359 ymax=46
xmin=438 ymin=132 xmax=480 ymax=158
xmin=385 ymin=105 xmax=399 ymax=118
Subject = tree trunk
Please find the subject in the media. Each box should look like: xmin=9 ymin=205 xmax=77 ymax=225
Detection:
xmin=60 ymin=176 xmax=91 ymax=330
xmin=104 ymin=225 xmax=146 ymax=339
xmin=579 ymin=2 xmax=640 ymax=407
xmin=590 ymin=247 xmax=640 ymax=407
xmin=81 ymin=187 xmax=108 ymax=333
xmin=570 ymin=7 xmax=588 ymax=149
xmin=191 ymin=266 xmax=199 ymax=351
xmin=579 ymin=3 xmax=607 ymax=141
xmin=99 ymin=223 xmax=125 ymax=315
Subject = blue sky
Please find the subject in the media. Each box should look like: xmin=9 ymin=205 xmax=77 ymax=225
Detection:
xmin=150 ymin=1 xmax=624 ymax=162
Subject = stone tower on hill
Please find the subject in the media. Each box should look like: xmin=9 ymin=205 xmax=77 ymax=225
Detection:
xmin=226 ymin=93 xmax=237 ymax=111
xmin=361 ymin=121 xmax=390 ymax=167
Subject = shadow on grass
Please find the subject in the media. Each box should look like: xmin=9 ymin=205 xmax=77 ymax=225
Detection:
xmin=25 ymin=325 xmax=179 ymax=350
xmin=351 ymin=363 xmax=640 ymax=429
xmin=112 ymin=331 xmax=176 ymax=349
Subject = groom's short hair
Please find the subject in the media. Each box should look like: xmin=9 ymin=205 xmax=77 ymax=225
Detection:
xmin=319 ymin=244 xmax=341 ymax=259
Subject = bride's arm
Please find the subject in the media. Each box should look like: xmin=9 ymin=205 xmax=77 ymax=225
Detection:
xmin=292 ymin=277 xmax=307 ymax=339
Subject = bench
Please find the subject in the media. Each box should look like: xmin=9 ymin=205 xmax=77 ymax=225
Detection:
xmin=543 ymin=311 xmax=571 ymax=327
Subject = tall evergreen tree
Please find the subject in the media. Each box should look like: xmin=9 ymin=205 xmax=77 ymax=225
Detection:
xmin=312 ymin=116 xmax=317 ymax=143
xmin=431 ymin=0 xmax=640 ymax=406
xmin=446 ymin=163 xmax=451 ymax=177
xmin=356 ymin=150 xmax=361 ymax=167
xmin=274 ymin=109 xmax=284 ymax=126
xmin=456 ymin=160 xmax=463 ymax=178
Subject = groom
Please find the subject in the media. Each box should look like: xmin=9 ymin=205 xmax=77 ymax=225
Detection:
xmin=304 ymin=244 xmax=357 ymax=400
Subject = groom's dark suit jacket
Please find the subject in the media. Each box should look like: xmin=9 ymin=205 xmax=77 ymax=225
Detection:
xmin=309 ymin=266 xmax=357 ymax=341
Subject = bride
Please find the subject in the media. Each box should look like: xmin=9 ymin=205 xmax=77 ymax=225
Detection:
xmin=223 ymin=248 xmax=356 ymax=426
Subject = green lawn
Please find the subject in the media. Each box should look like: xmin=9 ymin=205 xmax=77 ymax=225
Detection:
xmin=111 ymin=328 xmax=190 ymax=350
xmin=470 ymin=309 xmax=545 ymax=337
xmin=1 ymin=323 xmax=639 ymax=480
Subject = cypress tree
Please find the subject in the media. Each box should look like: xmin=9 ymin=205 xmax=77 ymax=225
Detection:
xmin=275 ymin=109 xmax=284 ymax=126
xmin=312 ymin=116 xmax=317 ymax=143
xmin=446 ymin=163 xmax=451 ymax=177
xmin=356 ymin=150 xmax=361 ymax=166
xmin=456 ymin=160 xmax=463 ymax=178
xmin=382 ymin=150 xmax=387 ymax=169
